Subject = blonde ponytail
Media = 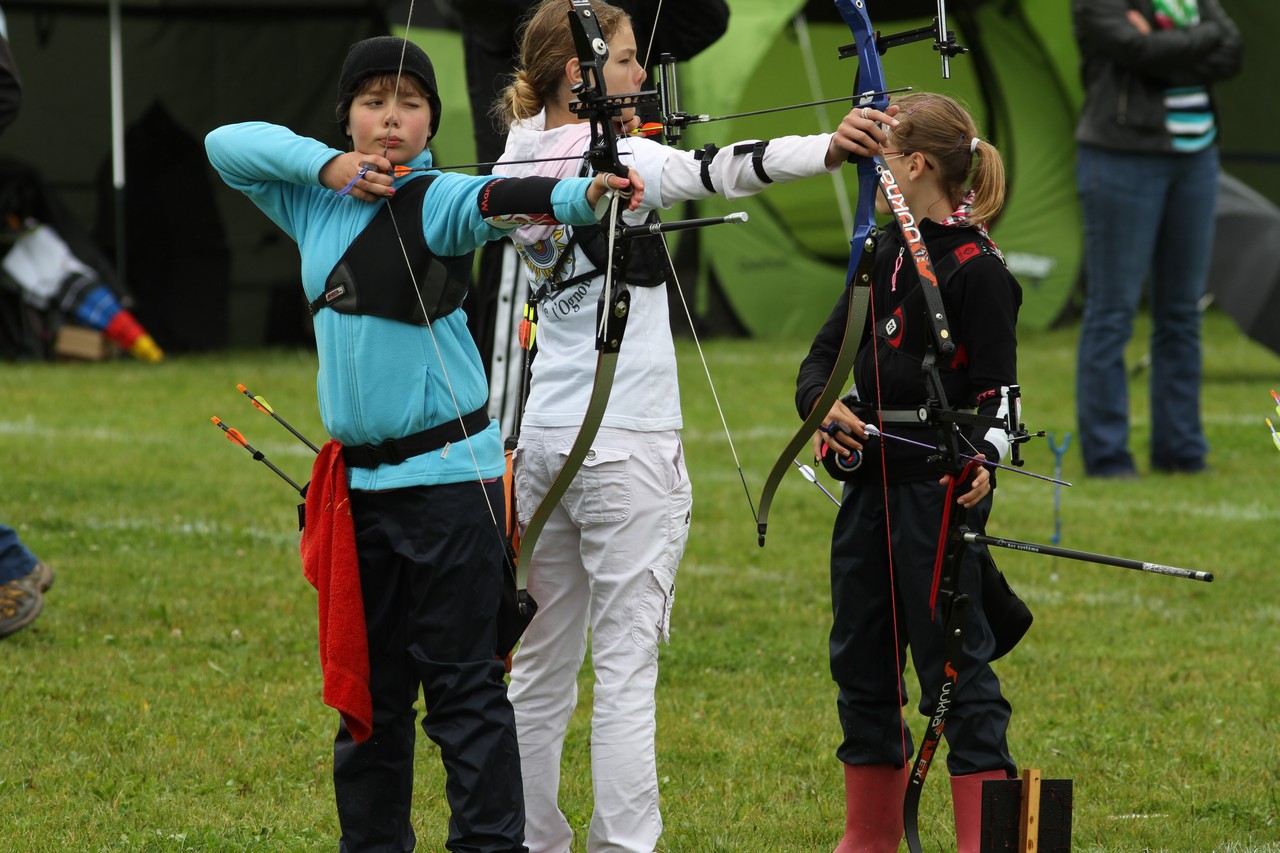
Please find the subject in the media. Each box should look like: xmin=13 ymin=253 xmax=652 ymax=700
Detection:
xmin=966 ymin=138 xmax=1007 ymax=226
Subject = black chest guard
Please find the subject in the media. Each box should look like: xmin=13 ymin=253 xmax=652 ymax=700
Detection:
xmin=309 ymin=175 xmax=472 ymax=325
xmin=572 ymin=212 xmax=673 ymax=289
xmin=531 ymin=210 xmax=674 ymax=304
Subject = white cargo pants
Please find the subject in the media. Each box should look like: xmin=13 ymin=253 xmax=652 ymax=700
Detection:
xmin=509 ymin=426 xmax=693 ymax=853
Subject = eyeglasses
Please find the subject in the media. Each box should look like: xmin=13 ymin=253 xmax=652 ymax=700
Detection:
xmin=881 ymin=150 xmax=933 ymax=170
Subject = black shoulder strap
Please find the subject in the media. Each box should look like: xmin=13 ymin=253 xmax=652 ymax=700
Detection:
xmin=311 ymin=175 xmax=472 ymax=324
xmin=932 ymin=237 xmax=1000 ymax=285
xmin=872 ymin=236 xmax=1000 ymax=344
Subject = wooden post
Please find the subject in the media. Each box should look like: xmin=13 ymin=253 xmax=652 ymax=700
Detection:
xmin=980 ymin=770 xmax=1071 ymax=852
xmin=1019 ymin=768 xmax=1042 ymax=851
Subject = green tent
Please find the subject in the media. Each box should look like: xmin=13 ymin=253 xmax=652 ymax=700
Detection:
xmin=657 ymin=0 xmax=1274 ymax=336
xmin=4 ymin=0 xmax=1275 ymax=344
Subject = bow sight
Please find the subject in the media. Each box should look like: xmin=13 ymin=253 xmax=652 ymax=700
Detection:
xmin=842 ymin=0 xmax=969 ymax=79
xmin=566 ymin=0 xmax=659 ymax=179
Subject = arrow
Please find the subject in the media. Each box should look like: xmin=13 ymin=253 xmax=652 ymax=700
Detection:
xmin=962 ymin=531 xmax=1214 ymax=583
xmin=793 ymin=458 xmax=842 ymax=506
xmin=210 ymin=416 xmax=307 ymax=497
xmin=387 ymin=150 xmax=636 ymax=176
xmin=236 ymin=384 xmax=320 ymax=453
xmin=822 ymin=422 xmax=1072 ymax=486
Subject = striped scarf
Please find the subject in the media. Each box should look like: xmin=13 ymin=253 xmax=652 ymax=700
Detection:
xmin=1152 ymin=0 xmax=1199 ymax=29
xmin=1151 ymin=0 xmax=1216 ymax=151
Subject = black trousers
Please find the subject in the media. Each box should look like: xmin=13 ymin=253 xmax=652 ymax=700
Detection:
xmin=829 ymin=478 xmax=1016 ymax=777
xmin=335 ymin=480 xmax=527 ymax=853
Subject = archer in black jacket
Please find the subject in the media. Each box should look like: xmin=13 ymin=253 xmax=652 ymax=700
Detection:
xmin=797 ymin=218 xmax=1021 ymax=486
xmin=796 ymin=92 xmax=1024 ymax=853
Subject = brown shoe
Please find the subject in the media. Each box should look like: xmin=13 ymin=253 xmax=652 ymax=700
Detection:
xmin=27 ymin=560 xmax=55 ymax=592
xmin=0 ymin=577 xmax=43 ymax=639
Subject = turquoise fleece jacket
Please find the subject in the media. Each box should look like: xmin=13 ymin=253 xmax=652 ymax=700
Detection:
xmin=206 ymin=121 xmax=598 ymax=490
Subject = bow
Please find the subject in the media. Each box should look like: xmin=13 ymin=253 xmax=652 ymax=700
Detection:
xmin=371 ymin=0 xmax=547 ymax=658
xmin=755 ymin=0 xmax=963 ymax=549
xmin=510 ymin=0 xmax=653 ymax=599
xmin=514 ymin=1 xmax=753 ymax=595
xmin=666 ymin=3 xmax=1000 ymax=843
xmin=377 ymin=1 xmax=749 ymax=654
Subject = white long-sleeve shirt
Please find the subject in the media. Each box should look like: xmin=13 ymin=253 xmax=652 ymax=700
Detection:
xmin=497 ymin=117 xmax=837 ymax=431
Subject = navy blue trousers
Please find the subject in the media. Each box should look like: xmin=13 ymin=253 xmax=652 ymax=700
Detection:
xmin=829 ymin=479 xmax=1016 ymax=777
xmin=335 ymin=480 xmax=526 ymax=853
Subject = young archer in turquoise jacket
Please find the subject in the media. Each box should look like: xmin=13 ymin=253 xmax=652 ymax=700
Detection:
xmin=205 ymin=123 xmax=627 ymax=491
xmin=205 ymin=35 xmax=640 ymax=853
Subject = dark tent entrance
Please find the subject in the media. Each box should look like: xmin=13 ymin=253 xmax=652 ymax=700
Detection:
xmin=2 ymin=1 xmax=393 ymax=351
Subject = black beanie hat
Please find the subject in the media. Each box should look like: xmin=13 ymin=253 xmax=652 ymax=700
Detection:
xmin=337 ymin=36 xmax=442 ymax=138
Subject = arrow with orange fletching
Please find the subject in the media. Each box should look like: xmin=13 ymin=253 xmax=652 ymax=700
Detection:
xmin=386 ymin=149 xmax=636 ymax=177
xmin=382 ymin=128 xmax=655 ymax=181
xmin=353 ymin=127 xmax=656 ymax=185
xmin=210 ymin=416 xmax=307 ymax=497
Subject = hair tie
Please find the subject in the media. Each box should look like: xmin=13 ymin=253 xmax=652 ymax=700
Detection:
xmin=969 ymin=136 xmax=981 ymax=154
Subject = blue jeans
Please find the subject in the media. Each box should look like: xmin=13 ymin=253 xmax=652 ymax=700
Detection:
xmin=1075 ymin=145 xmax=1217 ymax=475
xmin=0 ymin=524 xmax=38 ymax=584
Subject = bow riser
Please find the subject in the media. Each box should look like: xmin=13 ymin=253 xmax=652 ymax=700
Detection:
xmin=516 ymin=1 xmax=635 ymax=582
xmin=566 ymin=0 xmax=659 ymax=180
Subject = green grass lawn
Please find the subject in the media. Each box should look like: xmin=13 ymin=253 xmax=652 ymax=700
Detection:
xmin=2 ymin=309 xmax=1278 ymax=852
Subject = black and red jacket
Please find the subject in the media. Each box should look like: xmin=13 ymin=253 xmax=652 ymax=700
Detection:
xmin=796 ymin=219 xmax=1022 ymax=485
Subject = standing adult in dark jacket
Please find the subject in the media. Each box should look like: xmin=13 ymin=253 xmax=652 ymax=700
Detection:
xmin=1073 ymin=0 xmax=1242 ymax=477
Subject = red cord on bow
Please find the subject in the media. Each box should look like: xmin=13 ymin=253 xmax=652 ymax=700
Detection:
xmin=929 ymin=458 xmax=981 ymax=612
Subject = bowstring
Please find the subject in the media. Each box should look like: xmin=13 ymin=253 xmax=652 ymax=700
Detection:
xmin=639 ymin=0 xmax=755 ymax=523
xmin=865 ymin=217 xmax=910 ymax=772
xmin=660 ymin=235 xmax=758 ymax=523
xmin=641 ymin=0 xmax=665 ymax=69
xmin=383 ymin=0 xmax=508 ymax=545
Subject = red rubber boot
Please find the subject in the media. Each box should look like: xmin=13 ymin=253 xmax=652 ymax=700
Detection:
xmin=950 ymin=770 xmax=1010 ymax=853
xmin=832 ymin=763 xmax=909 ymax=853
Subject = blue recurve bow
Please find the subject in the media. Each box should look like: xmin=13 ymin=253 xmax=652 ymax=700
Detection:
xmin=749 ymin=2 xmax=967 ymax=849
